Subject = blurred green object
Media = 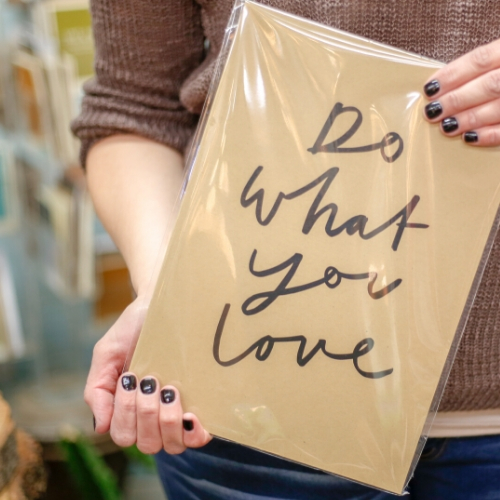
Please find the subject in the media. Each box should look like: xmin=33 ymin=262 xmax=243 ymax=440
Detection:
xmin=123 ymin=444 xmax=156 ymax=470
xmin=58 ymin=431 xmax=121 ymax=500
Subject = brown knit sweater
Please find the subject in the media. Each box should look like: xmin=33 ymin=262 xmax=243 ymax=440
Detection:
xmin=72 ymin=0 xmax=500 ymax=412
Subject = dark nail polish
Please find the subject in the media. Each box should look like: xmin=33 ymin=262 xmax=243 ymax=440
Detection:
xmin=442 ymin=117 xmax=459 ymax=133
xmin=93 ymin=415 xmax=96 ymax=431
xmin=140 ymin=378 xmax=157 ymax=394
xmin=425 ymin=101 xmax=443 ymax=119
xmin=183 ymin=419 xmax=194 ymax=431
xmin=424 ymin=79 xmax=440 ymax=97
xmin=122 ymin=375 xmax=137 ymax=391
xmin=464 ymin=131 xmax=478 ymax=143
xmin=161 ymin=389 xmax=175 ymax=404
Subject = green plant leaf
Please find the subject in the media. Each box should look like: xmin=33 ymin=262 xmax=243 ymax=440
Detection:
xmin=58 ymin=434 xmax=121 ymax=500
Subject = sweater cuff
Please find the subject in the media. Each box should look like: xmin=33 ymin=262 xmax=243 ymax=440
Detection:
xmin=71 ymin=98 xmax=199 ymax=169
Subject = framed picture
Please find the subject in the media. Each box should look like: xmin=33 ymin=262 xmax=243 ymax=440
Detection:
xmin=33 ymin=0 xmax=94 ymax=81
xmin=12 ymin=51 xmax=56 ymax=152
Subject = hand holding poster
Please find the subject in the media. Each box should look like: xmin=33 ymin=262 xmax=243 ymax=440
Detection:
xmin=129 ymin=2 xmax=500 ymax=493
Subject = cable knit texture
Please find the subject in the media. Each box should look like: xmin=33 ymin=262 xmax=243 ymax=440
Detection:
xmin=72 ymin=0 xmax=500 ymax=412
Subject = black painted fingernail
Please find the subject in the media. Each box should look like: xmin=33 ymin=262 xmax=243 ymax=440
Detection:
xmin=442 ymin=117 xmax=459 ymax=133
xmin=140 ymin=378 xmax=157 ymax=394
xmin=183 ymin=419 xmax=194 ymax=431
xmin=122 ymin=375 xmax=137 ymax=391
xmin=425 ymin=101 xmax=443 ymax=119
xmin=93 ymin=415 xmax=96 ymax=431
xmin=161 ymin=389 xmax=175 ymax=404
xmin=424 ymin=79 xmax=440 ymax=97
xmin=464 ymin=131 xmax=478 ymax=143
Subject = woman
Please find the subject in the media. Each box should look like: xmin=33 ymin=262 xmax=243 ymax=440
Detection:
xmin=73 ymin=1 xmax=500 ymax=497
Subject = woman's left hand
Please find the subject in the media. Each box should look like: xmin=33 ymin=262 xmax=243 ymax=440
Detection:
xmin=423 ymin=39 xmax=500 ymax=146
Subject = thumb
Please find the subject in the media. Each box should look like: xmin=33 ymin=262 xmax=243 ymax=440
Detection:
xmin=87 ymin=386 xmax=115 ymax=433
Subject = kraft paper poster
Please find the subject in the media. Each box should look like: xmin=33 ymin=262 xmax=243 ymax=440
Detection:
xmin=130 ymin=2 xmax=500 ymax=493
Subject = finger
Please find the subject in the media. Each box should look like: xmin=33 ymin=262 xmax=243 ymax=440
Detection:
xmin=436 ymin=98 xmax=500 ymax=137
xmin=424 ymin=39 xmax=500 ymax=99
xmin=424 ymin=69 xmax=500 ymax=122
xmin=85 ymin=386 xmax=114 ymax=434
xmin=462 ymin=125 xmax=500 ymax=147
xmin=84 ymin=340 xmax=121 ymax=434
xmin=136 ymin=377 xmax=162 ymax=454
xmin=110 ymin=373 xmax=138 ymax=447
xmin=158 ymin=386 xmax=185 ymax=454
xmin=83 ymin=299 xmax=148 ymax=435
xmin=182 ymin=412 xmax=212 ymax=449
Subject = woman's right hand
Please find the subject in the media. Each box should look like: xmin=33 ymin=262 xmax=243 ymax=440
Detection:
xmin=84 ymin=136 xmax=212 ymax=453
xmin=85 ymin=296 xmax=211 ymax=454
xmin=110 ymin=372 xmax=211 ymax=454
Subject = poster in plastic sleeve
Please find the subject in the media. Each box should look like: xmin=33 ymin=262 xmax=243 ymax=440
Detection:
xmin=130 ymin=1 xmax=500 ymax=494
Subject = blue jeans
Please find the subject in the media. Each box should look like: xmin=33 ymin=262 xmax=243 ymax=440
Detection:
xmin=155 ymin=434 xmax=500 ymax=499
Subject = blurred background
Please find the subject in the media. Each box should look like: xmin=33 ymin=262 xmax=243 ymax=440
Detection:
xmin=0 ymin=0 xmax=165 ymax=497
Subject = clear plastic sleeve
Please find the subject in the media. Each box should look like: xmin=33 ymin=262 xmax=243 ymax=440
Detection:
xmin=128 ymin=1 xmax=500 ymax=494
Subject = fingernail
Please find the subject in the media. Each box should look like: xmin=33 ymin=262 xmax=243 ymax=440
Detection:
xmin=161 ymin=389 xmax=176 ymax=404
xmin=442 ymin=117 xmax=459 ymax=133
xmin=140 ymin=378 xmax=157 ymax=394
xmin=93 ymin=415 xmax=96 ymax=431
xmin=464 ymin=131 xmax=478 ymax=143
xmin=122 ymin=375 xmax=137 ymax=391
xmin=424 ymin=79 xmax=440 ymax=97
xmin=183 ymin=419 xmax=194 ymax=431
xmin=425 ymin=101 xmax=443 ymax=119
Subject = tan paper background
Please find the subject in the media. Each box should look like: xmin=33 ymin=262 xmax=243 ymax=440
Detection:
xmin=131 ymin=2 xmax=500 ymax=493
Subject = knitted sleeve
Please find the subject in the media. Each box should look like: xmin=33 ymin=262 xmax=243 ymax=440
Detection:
xmin=71 ymin=0 xmax=205 ymax=167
